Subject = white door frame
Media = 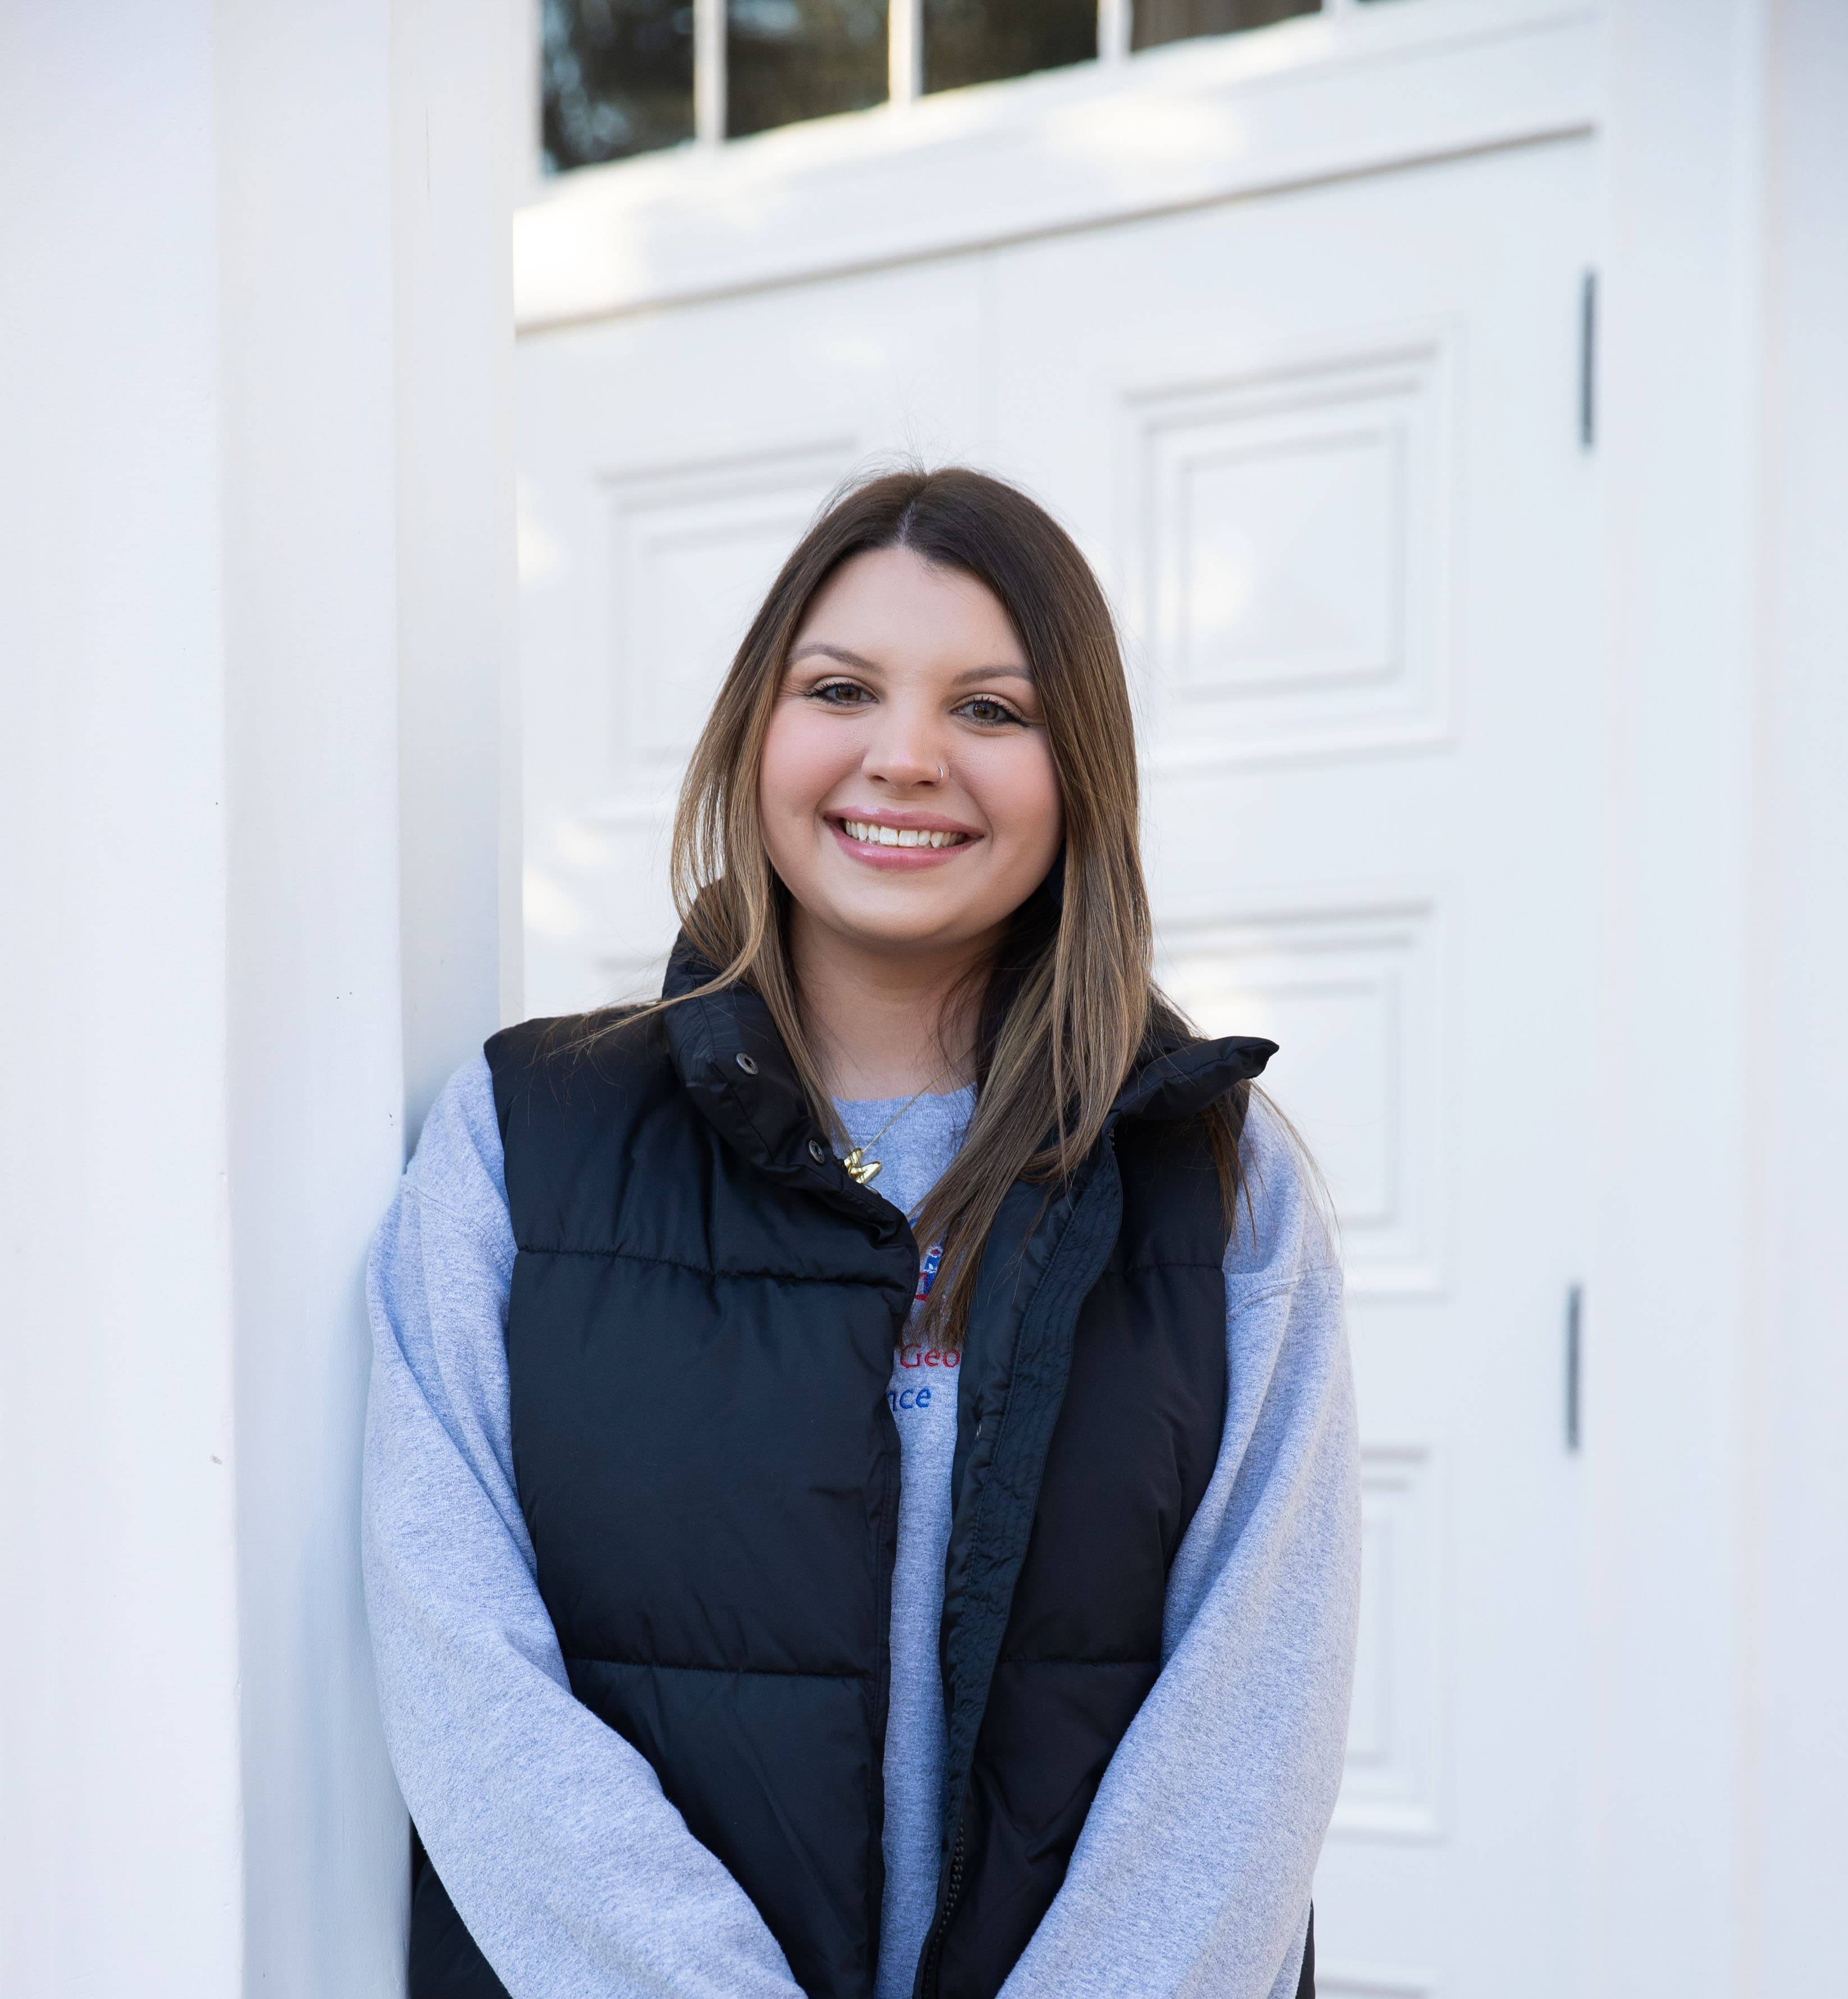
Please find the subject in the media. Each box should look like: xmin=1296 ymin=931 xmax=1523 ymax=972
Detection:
xmin=512 ymin=5 xmax=1848 ymax=1994
xmin=1595 ymin=2 xmax=1848 ymax=1992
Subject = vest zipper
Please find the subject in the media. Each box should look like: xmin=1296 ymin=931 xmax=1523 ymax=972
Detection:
xmin=916 ymin=1802 xmax=968 ymax=1999
xmin=873 ymin=1242 xmax=915 ymax=1987
xmin=916 ymin=1129 xmax=1121 ymax=1999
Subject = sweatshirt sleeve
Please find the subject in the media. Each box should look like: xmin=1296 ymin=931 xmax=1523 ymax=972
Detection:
xmin=998 ymin=1095 xmax=1363 ymax=1999
xmin=361 ymin=1054 xmax=804 ymax=1999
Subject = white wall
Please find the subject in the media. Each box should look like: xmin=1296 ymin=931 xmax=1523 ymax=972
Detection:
xmin=395 ymin=0 xmax=526 ymax=1130
xmin=216 ymin=4 xmax=409 ymax=1991
xmin=1745 ymin=0 xmax=1848 ymax=1984
xmin=1592 ymin=0 xmax=1763 ymax=1985
xmin=0 ymin=8 xmax=245 ymax=1988
xmin=1593 ymin=6 xmax=1848 ymax=1993
xmin=0 ymin=3 xmax=516 ymax=1992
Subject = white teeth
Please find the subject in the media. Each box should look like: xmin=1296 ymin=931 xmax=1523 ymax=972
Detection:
xmin=841 ymin=819 xmax=966 ymax=850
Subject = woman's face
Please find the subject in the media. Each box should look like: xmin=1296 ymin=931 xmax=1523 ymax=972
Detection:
xmin=759 ymin=547 xmax=1064 ymax=964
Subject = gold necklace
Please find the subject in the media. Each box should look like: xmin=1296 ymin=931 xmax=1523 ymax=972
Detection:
xmin=838 ymin=1063 xmax=957 ymax=1186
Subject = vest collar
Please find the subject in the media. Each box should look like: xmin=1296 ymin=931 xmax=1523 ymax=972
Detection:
xmin=1111 ymin=1028 xmax=1276 ymax=1123
xmin=658 ymin=932 xmax=1274 ymax=1205
xmin=660 ymin=936 xmax=909 ymax=1238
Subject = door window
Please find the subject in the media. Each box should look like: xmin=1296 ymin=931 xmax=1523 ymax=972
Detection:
xmin=1133 ymin=0 xmax=1318 ymax=51
xmin=921 ymin=0 xmax=1098 ymax=94
xmin=541 ymin=0 xmax=1343 ymax=167
xmin=728 ymin=1 xmax=891 ymax=139
xmin=541 ymin=0 xmax=695 ymax=171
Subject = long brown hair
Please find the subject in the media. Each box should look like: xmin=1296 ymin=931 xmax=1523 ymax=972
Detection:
xmin=601 ymin=466 xmax=1244 ymax=1346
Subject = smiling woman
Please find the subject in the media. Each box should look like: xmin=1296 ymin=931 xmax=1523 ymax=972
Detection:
xmin=763 ymin=547 xmax=1064 ymax=1057
xmin=363 ymin=467 xmax=1360 ymax=1999
xmin=653 ymin=470 xmax=1217 ymax=1351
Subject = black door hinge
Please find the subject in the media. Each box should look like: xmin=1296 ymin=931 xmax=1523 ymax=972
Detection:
xmin=1565 ymin=1282 xmax=1584 ymax=1452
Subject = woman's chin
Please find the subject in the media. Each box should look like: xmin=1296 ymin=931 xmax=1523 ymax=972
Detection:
xmin=805 ymin=897 xmax=1005 ymax=963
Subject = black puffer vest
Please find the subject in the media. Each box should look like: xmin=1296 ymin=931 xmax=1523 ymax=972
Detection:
xmin=408 ymin=946 xmax=1292 ymax=1999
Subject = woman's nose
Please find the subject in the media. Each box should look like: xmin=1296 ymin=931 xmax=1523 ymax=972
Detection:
xmin=861 ymin=705 xmax=946 ymax=788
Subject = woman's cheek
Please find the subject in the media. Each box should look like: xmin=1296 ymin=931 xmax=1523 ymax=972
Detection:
xmin=981 ymin=741 xmax=1062 ymax=864
xmin=761 ymin=708 xmax=844 ymax=822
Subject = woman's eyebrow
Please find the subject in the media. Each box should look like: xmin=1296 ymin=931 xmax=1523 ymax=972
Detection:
xmin=788 ymin=642 xmax=877 ymax=671
xmin=787 ymin=645 xmax=1032 ymax=686
xmin=950 ymin=663 xmax=1033 ymax=686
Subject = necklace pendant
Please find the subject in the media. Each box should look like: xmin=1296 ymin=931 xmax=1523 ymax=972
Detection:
xmin=840 ymin=1148 xmax=881 ymax=1186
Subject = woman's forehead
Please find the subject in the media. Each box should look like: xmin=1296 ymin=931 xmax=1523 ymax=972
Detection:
xmin=793 ymin=548 xmax=1027 ymax=667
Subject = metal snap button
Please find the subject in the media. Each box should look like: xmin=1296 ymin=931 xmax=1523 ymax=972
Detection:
xmin=807 ymin=1139 xmax=827 ymax=1163
xmin=734 ymin=1053 xmax=758 ymax=1075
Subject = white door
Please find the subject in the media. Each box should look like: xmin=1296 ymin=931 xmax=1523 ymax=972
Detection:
xmin=985 ymin=139 xmax=1600 ymax=1999
xmin=518 ymin=130 xmax=1599 ymax=1999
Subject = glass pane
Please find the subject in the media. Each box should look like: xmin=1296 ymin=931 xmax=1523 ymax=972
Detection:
xmin=542 ymin=0 xmax=695 ymax=172
xmin=923 ymin=0 xmax=1098 ymax=96
xmin=1132 ymin=0 xmax=1320 ymax=51
xmin=728 ymin=0 xmax=890 ymax=140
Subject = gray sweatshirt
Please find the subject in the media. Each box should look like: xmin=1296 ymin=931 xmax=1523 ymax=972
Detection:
xmin=362 ymin=1057 xmax=1359 ymax=1999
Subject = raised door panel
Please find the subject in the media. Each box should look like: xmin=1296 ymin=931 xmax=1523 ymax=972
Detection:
xmin=1125 ymin=332 xmax=1455 ymax=767
xmin=1160 ymin=899 xmax=1446 ymax=1296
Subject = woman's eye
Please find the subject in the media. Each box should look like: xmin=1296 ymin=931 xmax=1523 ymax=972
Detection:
xmin=957 ymin=695 xmax=1025 ymax=727
xmin=807 ymin=679 xmax=871 ymax=706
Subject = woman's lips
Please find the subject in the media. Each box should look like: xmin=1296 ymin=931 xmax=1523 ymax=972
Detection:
xmin=826 ymin=816 xmax=980 ymax=871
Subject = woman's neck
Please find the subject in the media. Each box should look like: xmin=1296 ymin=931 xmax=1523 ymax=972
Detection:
xmin=791 ymin=913 xmax=990 ymax=1100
